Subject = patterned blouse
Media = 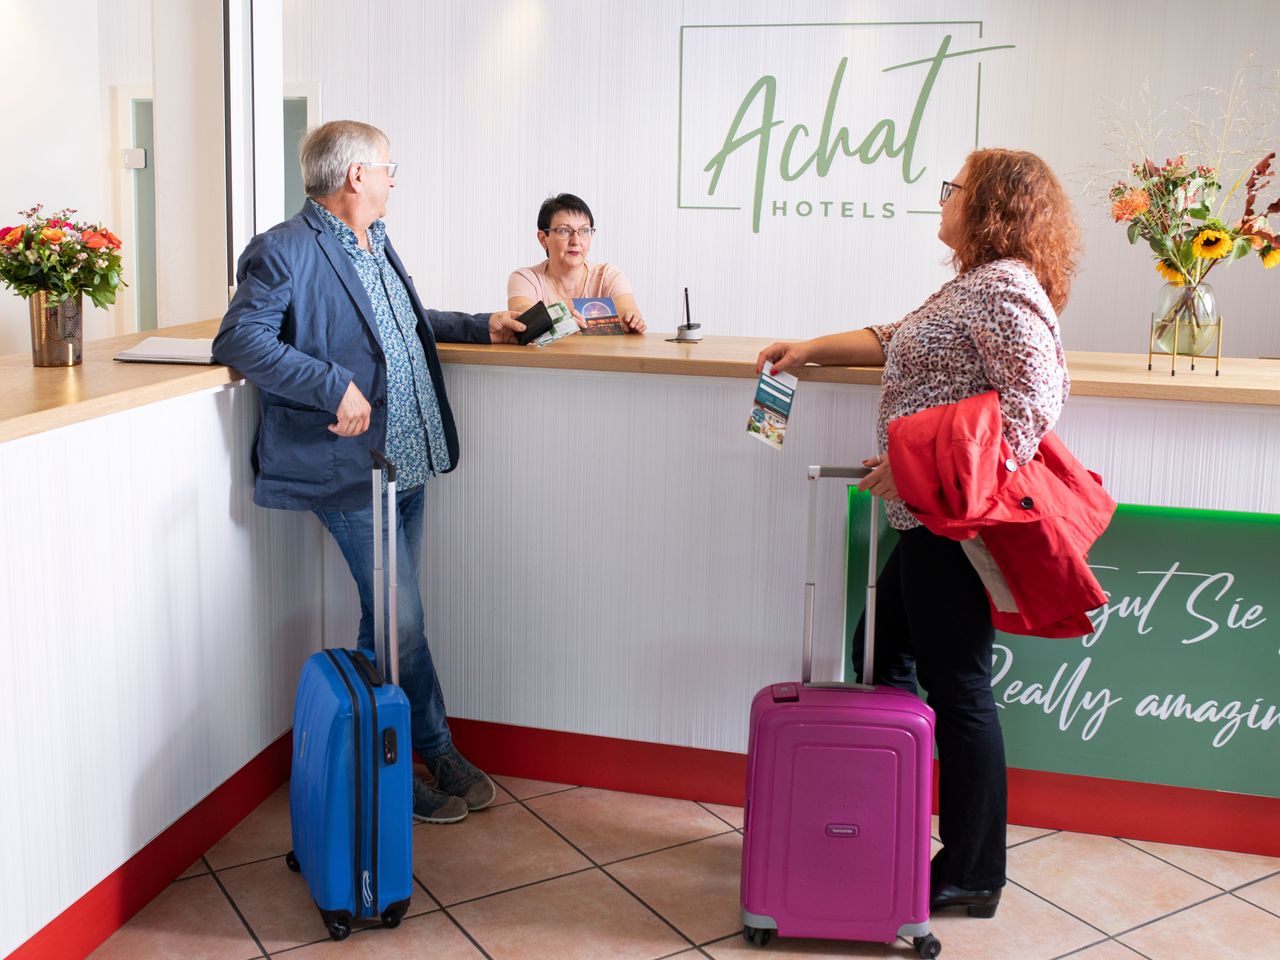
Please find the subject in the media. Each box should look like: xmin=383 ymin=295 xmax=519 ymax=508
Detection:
xmin=310 ymin=200 xmax=451 ymax=490
xmin=869 ymin=258 xmax=1069 ymax=531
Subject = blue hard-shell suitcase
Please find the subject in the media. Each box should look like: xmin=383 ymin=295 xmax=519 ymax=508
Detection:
xmin=285 ymin=451 xmax=413 ymax=940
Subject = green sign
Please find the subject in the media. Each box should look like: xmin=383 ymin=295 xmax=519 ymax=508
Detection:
xmin=845 ymin=490 xmax=1280 ymax=798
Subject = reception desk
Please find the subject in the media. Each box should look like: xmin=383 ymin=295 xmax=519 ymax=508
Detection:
xmin=3 ymin=320 xmax=1279 ymax=958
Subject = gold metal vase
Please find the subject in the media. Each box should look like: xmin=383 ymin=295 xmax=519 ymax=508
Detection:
xmin=28 ymin=290 xmax=83 ymax=366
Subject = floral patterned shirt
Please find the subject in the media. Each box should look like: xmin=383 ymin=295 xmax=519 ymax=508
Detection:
xmin=869 ymin=258 xmax=1069 ymax=531
xmin=311 ymin=200 xmax=451 ymax=490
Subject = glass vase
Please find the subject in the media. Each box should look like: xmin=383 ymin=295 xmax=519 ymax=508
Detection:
xmin=1150 ymin=282 xmax=1219 ymax=358
xmin=28 ymin=290 xmax=83 ymax=366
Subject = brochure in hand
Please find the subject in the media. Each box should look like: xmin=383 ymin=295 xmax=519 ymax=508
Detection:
xmin=747 ymin=363 xmax=798 ymax=450
xmin=573 ymin=297 xmax=626 ymax=335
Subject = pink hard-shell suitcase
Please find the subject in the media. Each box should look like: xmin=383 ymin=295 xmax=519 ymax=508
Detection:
xmin=740 ymin=465 xmax=940 ymax=958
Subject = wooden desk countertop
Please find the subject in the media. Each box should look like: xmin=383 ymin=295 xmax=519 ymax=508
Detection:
xmin=3 ymin=319 xmax=1279 ymax=443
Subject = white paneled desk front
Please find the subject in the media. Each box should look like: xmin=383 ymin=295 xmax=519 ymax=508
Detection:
xmin=3 ymin=320 xmax=1279 ymax=955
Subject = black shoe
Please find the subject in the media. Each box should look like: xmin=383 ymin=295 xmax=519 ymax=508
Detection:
xmin=930 ymin=881 xmax=1001 ymax=918
xmin=423 ymin=746 xmax=496 ymax=811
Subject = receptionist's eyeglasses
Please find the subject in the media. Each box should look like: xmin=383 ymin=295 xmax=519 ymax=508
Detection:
xmin=545 ymin=226 xmax=597 ymax=239
xmin=940 ymin=180 xmax=964 ymax=203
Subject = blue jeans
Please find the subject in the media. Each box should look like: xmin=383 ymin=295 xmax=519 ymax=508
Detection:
xmin=314 ymin=484 xmax=452 ymax=759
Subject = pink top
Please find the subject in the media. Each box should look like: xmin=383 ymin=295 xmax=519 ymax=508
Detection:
xmin=869 ymin=258 xmax=1069 ymax=531
xmin=507 ymin=261 xmax=634 ymax=305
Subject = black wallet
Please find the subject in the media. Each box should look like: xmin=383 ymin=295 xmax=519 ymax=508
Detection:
xmin=514 ymin=300 xmax=555 ymax=345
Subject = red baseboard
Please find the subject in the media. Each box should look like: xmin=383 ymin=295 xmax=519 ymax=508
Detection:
xmin=6 ymin=732 xmax=292 ymax=960
xmin=450 ymin=717 xmax=1280 ymax=857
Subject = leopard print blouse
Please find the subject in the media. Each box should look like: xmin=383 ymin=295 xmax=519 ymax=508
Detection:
xmin=869 ymin=258 xmax=1069 ymax=531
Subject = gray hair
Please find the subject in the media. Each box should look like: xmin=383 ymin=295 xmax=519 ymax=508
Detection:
xmin=299 ymin=120 xmax=389 ymax=198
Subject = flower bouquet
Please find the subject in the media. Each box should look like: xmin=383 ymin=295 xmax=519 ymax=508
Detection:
xmin=0 ymin=204 xmax=126 ymax=365
xmin=0 ymin=204 xmax=125 ymax=307
xmin=1109 ymin=152 xmax=1280 ymax=363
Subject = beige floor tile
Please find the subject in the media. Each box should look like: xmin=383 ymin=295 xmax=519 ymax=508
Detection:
xmin=1124 ymin=839 xmax=1280 ymax=890
xmin=1119 ymin=893 xmax=1280 ymax=959
xmin=607 ymin=833 xmax=743 ymax=944
xmin=1006 ymin=831 xmax=1219 ymax=934
xmin=526 ymin=787 xmax=731 ymax=864
xmin=413 ymin=801 xmax=592 ymax=905
xmin=204 ymin=784 xmax=292 ymax=870
xmin=703 ymin=802 xmax=744 ymax=829
xmin=1006 ymin=824 xmax=1056 ymax=847
xmin=492 ymin=774 xmax=577 ymax=799
xmin=927 ymin=883 xmax=1100 ymax=960
xmin=702 ymin=931 xmax=899 ymax=957
xmin=280 ymin=911 xmax=484 ymax=959
xmin=86 ymin=874 xmax=261 ymax=960
xmin=218 ymin=857 xmax=325 ymax=953
xmin=1064 ymin=941 xmax=1145 ymax=959
xmin=217 ymin=854 xmax=436 ymax=953
xmin=1236 ymin=872 xmax=1280 ymax=914
xmin=178 ymin=858 xmax=210 ymax=879
xmin=449 ymin=869 xmax=689 ymax=959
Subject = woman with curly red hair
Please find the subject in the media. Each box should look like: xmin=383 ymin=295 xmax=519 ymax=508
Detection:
xmin=757 ymin=148 xmax=1081 ymax=920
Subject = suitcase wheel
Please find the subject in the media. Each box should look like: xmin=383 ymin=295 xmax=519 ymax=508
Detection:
xmin=742 ymin=925 xmax=773 ymax=949
xmin=382 ymin=903 xmax=409 ymax=928
xmin=914 ymin=933 xmax=942 ymax=958
xmin=284 ymin=850 xmax=300 ymax=873
xmin=325 ymin=917 xmax=351 ymax=941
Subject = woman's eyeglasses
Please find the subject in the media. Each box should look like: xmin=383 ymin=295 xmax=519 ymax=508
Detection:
xmin=940 ymin=181 xmax=963 ymax=203
xmin=545 ymin=226 xmax=597 ymax=239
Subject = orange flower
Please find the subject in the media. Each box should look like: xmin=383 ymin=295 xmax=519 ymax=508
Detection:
xmin=81 ymin=230 xmax=108 ymax=250
xmin=1 ymin=226 xmax=23 ymax=247
xmin=1111 ymin=189 xmax=1150 ymax=221
xmin=101 ymin=228 xmax=122 ymax=249
xmin=40 ymin=227 xmax=64 ymax=244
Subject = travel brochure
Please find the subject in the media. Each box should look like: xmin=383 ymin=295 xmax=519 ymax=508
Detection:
xmin=573 ymin=297 xmax=627 ymax=336
xmin=747 ymin=363 xmax=798 ymax=450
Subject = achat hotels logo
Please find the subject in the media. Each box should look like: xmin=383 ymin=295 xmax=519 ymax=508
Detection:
xmin=677 ymin=22 xmax=1014 ymax=233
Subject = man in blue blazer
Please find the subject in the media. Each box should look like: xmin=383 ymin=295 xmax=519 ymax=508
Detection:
xmin=213 ymin=120 xmax=526 ymax=823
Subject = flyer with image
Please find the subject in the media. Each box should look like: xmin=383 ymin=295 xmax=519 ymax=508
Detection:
xmin=573 ymin=297 xmax=626 ymax=335
xmin=747 ymin=364 xmax=798 ymax=450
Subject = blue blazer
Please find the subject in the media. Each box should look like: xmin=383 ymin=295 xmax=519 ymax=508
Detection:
xmin=212 ymin=203 xmax=491 ymax=511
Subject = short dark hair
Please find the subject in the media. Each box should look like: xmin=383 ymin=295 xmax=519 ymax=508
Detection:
xmin=537 ymin=193 xmax=594 ymax=231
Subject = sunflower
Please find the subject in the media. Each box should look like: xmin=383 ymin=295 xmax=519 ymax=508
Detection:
xmin=1155 ymin=261 xmax=1186 ymax=284
xmin=1263 ymin=246 xmax=1280 ymax=269
xmin=1191 ymin=228 xmax=1232 ymax=259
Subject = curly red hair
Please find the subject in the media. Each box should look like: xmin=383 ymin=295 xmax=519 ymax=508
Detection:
xmin=948 ymin=149 xmax=1080 ymax=313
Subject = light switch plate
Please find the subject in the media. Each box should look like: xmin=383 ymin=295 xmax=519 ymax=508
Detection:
xmin=122 ymin=148 xmax=147 ymax=170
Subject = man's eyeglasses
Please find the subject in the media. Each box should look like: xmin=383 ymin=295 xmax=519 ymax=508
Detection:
xmin=940 ymin=180 xmax=963 ymax=203
xmin=362 ymin=161 xmax=399 ymax=177
xmin=545 ymin=226 xmax=597 ymax=239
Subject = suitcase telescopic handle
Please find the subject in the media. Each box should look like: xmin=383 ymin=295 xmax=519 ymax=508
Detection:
xmin=804 ymin=465 xmax=877 ymax=690
xmin=370 ymin=449 xmax=399 ymax=687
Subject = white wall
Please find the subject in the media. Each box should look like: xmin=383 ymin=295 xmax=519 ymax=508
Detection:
xmin=280 ymin=0 xmax=1280 ymax=358
xmin=0 ymin=1 xmax=108 ymax=355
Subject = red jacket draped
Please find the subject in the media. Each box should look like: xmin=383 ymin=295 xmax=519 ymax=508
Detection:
xmin=886 ymin=390 xmax=1116 ymax=638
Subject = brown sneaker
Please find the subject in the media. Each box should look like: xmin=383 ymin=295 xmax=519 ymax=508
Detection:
xmin=424 ymin=746 xmax=496 ymax=811
xmin=412 ymin=776 xmax=469 ymax=823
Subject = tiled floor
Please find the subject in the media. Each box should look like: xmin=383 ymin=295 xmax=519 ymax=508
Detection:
xmin=89 ymin=775 xmax=1280 ymax=960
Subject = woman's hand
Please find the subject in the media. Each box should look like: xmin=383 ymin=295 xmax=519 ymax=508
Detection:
xmin=756 ymin=340 xmax=810 ymax=374
xmin=620 ymin=311 xmax=646 ymax=333
xmin=856 ymin=453 xmax=899 ymax=502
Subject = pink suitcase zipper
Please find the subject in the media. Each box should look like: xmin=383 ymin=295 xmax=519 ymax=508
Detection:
xmin=740 ymin=465 xmax=940 ymax=958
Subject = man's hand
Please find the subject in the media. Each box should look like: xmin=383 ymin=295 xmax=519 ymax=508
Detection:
xmin=856 ymin=453 xmax=899 ymax=502
xmin=329 ymin=380 xmax=372 ymax=437
xmin=620 ymin=311 xmax=646 ymax=333
xmin=488 ymin=310 xmax=526 ymax=344
xmin=756 ymin=340 xmax=810 ymax=374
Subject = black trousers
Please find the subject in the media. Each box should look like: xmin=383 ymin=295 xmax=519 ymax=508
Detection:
xmin=852 ymin=525 xmax=1007 ymax=891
